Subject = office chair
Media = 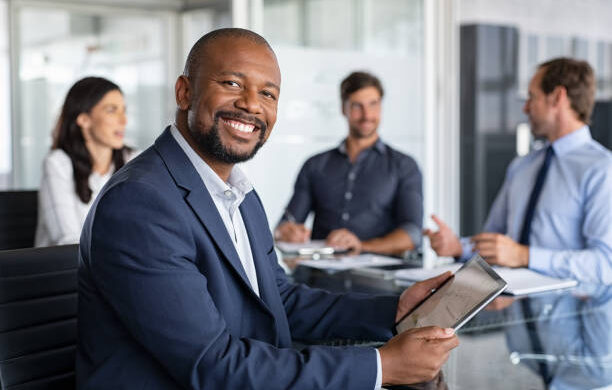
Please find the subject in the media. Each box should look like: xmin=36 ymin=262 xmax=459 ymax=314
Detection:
xmin=0 ymin=191 xmax=38 ymax=250
xmin=0 ymin=244 xmax=79 ymax=389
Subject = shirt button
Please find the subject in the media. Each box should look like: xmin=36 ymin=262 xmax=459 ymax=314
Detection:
xmin=344 ymin=192 xmax=352 ymax=200
xmin=224 ymin=190 xmax=232 ymax=198
xmin=342 ymin=212 xmax=350 ymax=221
xmin=348 ymin=172 xmax=356 ymax=181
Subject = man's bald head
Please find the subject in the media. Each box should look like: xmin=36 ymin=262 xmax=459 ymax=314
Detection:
xmin=174 ymin=27 xmax=280 ymax=172
xmin=183 ymin=28 xmax=274 ymax=79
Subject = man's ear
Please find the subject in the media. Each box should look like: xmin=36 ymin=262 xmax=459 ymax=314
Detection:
xmin=341 ymin=101 xmax=348 ymax=117
xmin=175 ymin=75 xmax=192 ymax=111
xmin=551 ymin=85 xmax=567 ymax=107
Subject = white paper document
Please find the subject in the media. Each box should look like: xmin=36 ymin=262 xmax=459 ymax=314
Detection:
xmin=298 ymin=254 xmax=404 ymax=271
xmin=395 ymin=263 xmax=577 ymax=295
xmin=275 ymin=240 xmax=335 ymax=255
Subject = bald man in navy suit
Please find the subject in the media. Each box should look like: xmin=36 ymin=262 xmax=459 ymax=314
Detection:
xmin=76 ymin=28 xmax=458 ymax=389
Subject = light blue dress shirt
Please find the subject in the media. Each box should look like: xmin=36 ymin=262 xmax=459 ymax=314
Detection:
xmin=460 ymin=126 xmax=612 ymax=284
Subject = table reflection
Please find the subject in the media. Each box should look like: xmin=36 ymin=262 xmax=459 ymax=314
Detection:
xmin=502 ymin=285 xmax=612 ymax=390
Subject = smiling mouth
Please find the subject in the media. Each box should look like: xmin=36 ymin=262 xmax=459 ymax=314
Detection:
xmin=222 ymin=118 xmax=257 ymax=134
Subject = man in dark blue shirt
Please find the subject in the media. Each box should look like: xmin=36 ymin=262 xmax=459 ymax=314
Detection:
xmin=275 ymin=72 xmax=423 ymax=256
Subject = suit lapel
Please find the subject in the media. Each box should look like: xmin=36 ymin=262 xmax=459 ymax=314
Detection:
xmin=153 ymin=128 xmax=253 ymax=293
xmin=239 ymin=197 xmax=276 ymax=308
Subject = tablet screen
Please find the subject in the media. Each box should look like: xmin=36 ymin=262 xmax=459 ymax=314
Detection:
xmin=396 ymin=255 xmax=507 ymax=333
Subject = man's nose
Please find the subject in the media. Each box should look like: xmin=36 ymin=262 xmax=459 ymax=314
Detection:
xmin=235 ymin=89 xmax=262 ymax=114
xmin=363 ymin=107 xmax=377 ymax=121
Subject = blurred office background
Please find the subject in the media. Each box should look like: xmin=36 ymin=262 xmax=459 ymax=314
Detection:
xmin=1 ymin=0 xmax=611 ymax=264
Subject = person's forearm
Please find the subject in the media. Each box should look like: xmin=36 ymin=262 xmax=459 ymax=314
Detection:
xmin=529 ymin=246 xmax=612 ymax=284
xmin=362 ymin=229 xmax=414 ymax=256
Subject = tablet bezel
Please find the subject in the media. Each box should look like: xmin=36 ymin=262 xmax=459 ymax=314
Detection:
xmin=395 ymin=255 xmax=507 ymax=333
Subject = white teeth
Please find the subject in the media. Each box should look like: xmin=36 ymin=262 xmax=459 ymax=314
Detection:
xmin=223 ymin=119 xmax=255 ymax=133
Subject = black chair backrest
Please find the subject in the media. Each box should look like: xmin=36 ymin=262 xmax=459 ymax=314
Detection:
xmin=0 ymin=245 xmax=78 ymax=390
xmin=0 ymin=191 xmax=38 ymax=251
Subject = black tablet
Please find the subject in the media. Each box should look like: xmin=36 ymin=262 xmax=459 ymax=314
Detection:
xmin=396 ymin=255 xmax=507 ymax=333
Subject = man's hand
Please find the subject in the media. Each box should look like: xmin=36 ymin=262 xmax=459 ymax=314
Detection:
xmin=378 ymin=327 xmax=459 ymax=385
xmin=326 ymin=228 xmax=362 ymax=254
xmin=423 ymin=215 xmax=462 ymax=258
xmin=275 ymin=222 xmax=311 ymax=243
xmin=471 ymin=233 xmax=529 ymax=267
xmin=396 ymin=271 xmax=453 ymax=322
xmin=485 ymin=296 xmax=516 ymax=311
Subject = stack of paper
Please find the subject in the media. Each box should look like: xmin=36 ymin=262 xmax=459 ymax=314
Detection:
xmin=395 ymin=263 xmax=577 ymax=295
xmin=298 ymin=254 xmax=403 ymax=271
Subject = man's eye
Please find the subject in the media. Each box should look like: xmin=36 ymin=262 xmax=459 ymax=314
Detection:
xmin=261 ymin=90 xmax=276 ymax=100
xmin=223 ymin=80 xmax=240 ymax=87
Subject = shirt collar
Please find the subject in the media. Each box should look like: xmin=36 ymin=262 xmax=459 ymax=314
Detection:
xmin=169 ymin=124 xmax=253 ymax=201
xmin=337 ymin=137 xmax=386 ymax=155
xmin=549 ymin=125 xmax=592 ymax=157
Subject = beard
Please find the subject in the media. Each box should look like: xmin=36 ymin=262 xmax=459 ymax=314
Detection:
xmin=189 ymin=111 xmax=267 ymax=164
xmin=349 ymin=121 xmax=378 ymax=139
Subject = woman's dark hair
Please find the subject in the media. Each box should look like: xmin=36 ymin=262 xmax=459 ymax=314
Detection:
xmin=52 ymin=76 xmax=129 ymax=203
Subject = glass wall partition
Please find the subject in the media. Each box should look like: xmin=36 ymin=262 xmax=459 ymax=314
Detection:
xmin=242 ymin=0 xmax=426 ymax=228
xmin=0 ymin=0 xmax=10 ymax=188
xmin=11 ymin=2 xmax=176 ymax=189
xmin=458 ymin=0 xmax=612 ymax=235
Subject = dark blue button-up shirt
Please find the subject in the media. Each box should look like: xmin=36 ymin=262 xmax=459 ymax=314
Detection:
xmin=280 ymin=138 xmax=423 ymax=246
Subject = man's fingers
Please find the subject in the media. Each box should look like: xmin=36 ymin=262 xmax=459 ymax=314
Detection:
xmin=422 ymin=271 xmax=453 ymax=290
xmin=423 ymin=228 xmax=434 ymax=237
xmin=428 ymin=334 xmax=460 ymax=350
xmin=474 ymin=242 xmax=497 ymax=255
xmin=407 ymin=326 xmax=455 ymax=340
xmin=431 ymin=214 xmax=449 ymax=230
xmin=471 ymin=232 xmax=498 ymax=242
xmin=289 ymin=225 xmax=309 ymax=243
xmin=325 ymin=230 xmax=340 ymax=244
xmin=482 ymin=256 xmax=499 ymax=265
xmin=298 ymin=226 xmax=311 ymax=242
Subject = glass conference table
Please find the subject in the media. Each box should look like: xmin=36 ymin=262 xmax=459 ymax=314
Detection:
xmin=288 ymin=261 xmax=612 ymax=390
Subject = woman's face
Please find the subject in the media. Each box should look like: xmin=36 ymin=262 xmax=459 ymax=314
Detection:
xmin=79 ymin=89 xmax=127 ymax=150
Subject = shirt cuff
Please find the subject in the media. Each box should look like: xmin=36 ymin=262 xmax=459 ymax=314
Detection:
xmin=375 ymin=348 xmax=382 ymax=389
xmin=528 ymin=246 xmax=554 ymax=274
xmin=459 ymin=236 xmax=474 ymax=260
xmin=399 ymin=222 xmax=422 ymax=248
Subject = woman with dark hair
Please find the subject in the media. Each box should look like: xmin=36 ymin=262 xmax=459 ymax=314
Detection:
xmin=35 ymin=76 xmax=135 ymax=246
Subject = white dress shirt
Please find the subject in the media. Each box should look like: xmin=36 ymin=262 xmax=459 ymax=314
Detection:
xmin=35 ymin=148 xmax=138 ymax=247
xmin=35 ymin=149 xmax=113 ymax=247
xmin=170 ymin=125 xmax=259 ymax=295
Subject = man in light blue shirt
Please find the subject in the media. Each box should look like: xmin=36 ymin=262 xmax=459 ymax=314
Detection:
xmin=425 ymin=58 xmax=612 ymax=284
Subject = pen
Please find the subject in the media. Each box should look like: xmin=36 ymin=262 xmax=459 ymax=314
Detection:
xmin=283 ymin=209 xmax=296 ymax=223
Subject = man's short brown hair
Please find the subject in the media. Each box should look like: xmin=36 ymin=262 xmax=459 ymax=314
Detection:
xmin=340 ymin=71 xmax=384 ymax=104
xmin=538 ymin=58 xmax=595 ymax=123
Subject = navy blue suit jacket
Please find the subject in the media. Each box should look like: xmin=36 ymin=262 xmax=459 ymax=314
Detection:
xmin=76 ymin=128 xmax=398 ymax=389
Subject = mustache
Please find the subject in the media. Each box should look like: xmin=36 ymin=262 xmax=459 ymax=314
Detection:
xmin=215 ymin=111 xmax=267 ymax=133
